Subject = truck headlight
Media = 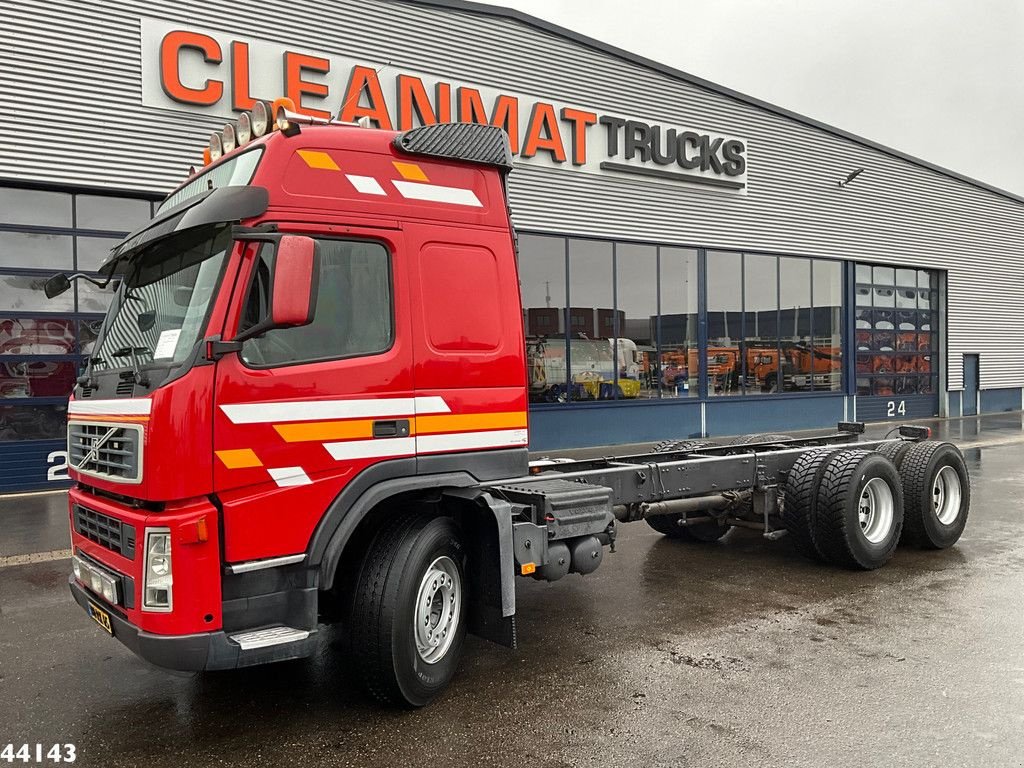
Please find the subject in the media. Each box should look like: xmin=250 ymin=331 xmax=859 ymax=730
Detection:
xmin=143 ymin=528 xmax=173 ymax=611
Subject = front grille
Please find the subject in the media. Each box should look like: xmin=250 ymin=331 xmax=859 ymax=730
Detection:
xmin=68 ymin=421 xmax=143 ymax=483
xmin=74 ymin=505 xmax=136 ymax=560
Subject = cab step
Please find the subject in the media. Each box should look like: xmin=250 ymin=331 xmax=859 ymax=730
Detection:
xmin=229 ymin=626 xmax=310 ymax=650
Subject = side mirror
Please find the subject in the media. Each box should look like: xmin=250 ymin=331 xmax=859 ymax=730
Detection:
xmin=44 ymin=274 xmax=71 ymax=299
xmin=269 ymin=236 xmax=319 ymax=328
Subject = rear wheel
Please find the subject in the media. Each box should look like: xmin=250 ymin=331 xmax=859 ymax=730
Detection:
xmin=813 ymin=449 xmax=904 ymax=570
xmin=781 ymin=448 xmax=841 ymax=562
xmin=646 ymin=440 xmax=730 ymax=541
xmin=349 ymin=512 xmax=467 ymax=707
xmin=898 ymin=441 xmax=970 ymax=549
xmin=876 ymin=440 xmax=912 ymax=467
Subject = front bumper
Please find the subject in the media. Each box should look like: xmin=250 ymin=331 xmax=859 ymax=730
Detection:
xmin=69 ymin=576 xmax=318 ymax=671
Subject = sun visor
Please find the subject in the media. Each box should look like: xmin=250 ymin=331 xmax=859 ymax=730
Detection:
xmin=99 ymin=186 xmax=269 ymax=276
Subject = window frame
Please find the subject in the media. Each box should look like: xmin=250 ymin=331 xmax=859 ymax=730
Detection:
xmin=237 ymin=234 xmax=397 ymax=371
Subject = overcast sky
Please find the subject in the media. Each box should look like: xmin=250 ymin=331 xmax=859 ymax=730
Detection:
xmin=472 ymin=0 xmax=1024 ymax=197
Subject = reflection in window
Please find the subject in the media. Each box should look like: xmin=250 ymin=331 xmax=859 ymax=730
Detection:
xmin=520 ymin=234 xmax=567 ymax=403
xmin=0 ymin=360 xmax=77 ymax=399
xmin=241 ymin=239 xmax=392 ymax=367
xmin=0 ymin=274 xmax=74 ymax=312
xmin=615 ymin=243 xmax=657 ymax=399
xmin=0 ymin=318 xmax=76 ymax=355
xmin=76 ymin=236 xmax=123 ymax=272
xmin=706 ymin=251 xmax=742 ymax=396
xmin=568 ymin=239 xmax=614 ymax=401
xmin=659 ymin=248 xmax=698 ymax=398
xmin=855 ymin=262 xmax=937 ymax=396
xmin=745 ymin=253 xmax=780 ymax=393
xmin=0 ymin=403 xmax=68 ymax=442
xmin=0 ymin=188 xmax=72 ymax=228
xmin=812 ymin=260 xmax=843 ymax=391
xmin=76 ymin=195 xmax=152 ymax=232
xmin=0 ymin=231 xmax=73 ymax=270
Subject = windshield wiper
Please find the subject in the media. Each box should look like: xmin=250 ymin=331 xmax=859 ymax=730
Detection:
xmin=112 ymin=346 xmax=151 ymax=387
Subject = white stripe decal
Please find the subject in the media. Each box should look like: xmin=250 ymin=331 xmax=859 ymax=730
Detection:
xmin=267 ymin=467 xmax=312 ymax=487
xmin=347 ymin=174 xmax=386 ymax=195
xmin=417 ymin=429 xmax=529 ymax=454
xmin=221 ymin=396 xmax=450 ymax=424
xmin=392 ymin=180 xmax=482 ymax=207
xmin=324 ymin=437 xmax=416 ymax=461
xmin=67 ymin=398 xmax=152 ymax=416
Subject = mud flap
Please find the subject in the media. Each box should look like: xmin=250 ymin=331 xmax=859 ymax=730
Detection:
xmin=442 ymin=489 xmax=518 ymax=649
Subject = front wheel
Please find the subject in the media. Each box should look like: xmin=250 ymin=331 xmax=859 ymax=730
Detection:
xmin=349 ymin=512 xmax=467 ymax=707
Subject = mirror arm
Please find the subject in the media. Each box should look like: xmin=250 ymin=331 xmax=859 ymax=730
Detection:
xmin=67 ymin=272 xmax=118 ymax=289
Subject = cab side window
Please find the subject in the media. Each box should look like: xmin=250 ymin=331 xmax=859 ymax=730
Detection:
xmin=240 ymin=238 xmax=392 ymax=366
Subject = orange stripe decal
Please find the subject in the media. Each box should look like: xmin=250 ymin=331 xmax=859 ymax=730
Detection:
xmin=416 ymin=412 xmax=527 ymax=434
xmin=216 ymin=448 xmax=263 ymax=469
xmin=274 ymin=419 xmax=380 ymax=442
xmin=392 ymin=161 xmax=429 ymax=181
xmin=297 ymin=149 xmax=340 ymax=170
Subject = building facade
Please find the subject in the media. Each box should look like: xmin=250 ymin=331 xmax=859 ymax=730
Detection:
xmin=2 ymin=0 xmax=1022 ymax=491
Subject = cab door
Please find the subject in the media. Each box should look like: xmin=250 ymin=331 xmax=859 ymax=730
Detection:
xmin=212 ymin=226 xmax=414 ymax=563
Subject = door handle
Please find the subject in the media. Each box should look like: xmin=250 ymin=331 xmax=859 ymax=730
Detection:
xmin=372 ymin=419 xmax=410 ymax=438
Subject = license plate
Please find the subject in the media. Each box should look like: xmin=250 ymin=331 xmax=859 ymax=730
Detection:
xmin=87 ymin=602 xmax=113 ymax=635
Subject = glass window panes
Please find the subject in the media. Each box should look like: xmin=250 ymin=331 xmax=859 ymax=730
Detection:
xmin=568 ymin=239 xmax=613 ymax=400
xmin=856 ymin=262 xmax=938 ymax=399
xmin=76 ymin=195 xmax=152 ymax=232
xmin=0 ymin=318 xmax=76 ymax=355
xmin=0 ymin=231 xmax=73 ymax=270
xmin=706 ymin=251 xmax=742 ymax=396
xmin=0 ymin=403 xmax=68 ymax=442
xmin=0 ymin=189 xmax=72 ymax=228
xmin=743 ymin=253 xmax=779 ymax=393
xmin=0 ymin=274 xmax=74 ymax=312
xmin=812 ymin=259 xmax=843 ymax=391
xmin=519 ymin=234 xmax=567 ymax=403
xmin=659 ymin=247 xmax=698 ymax=398
xmin=779 ymin=257 xmax=812 ymax=391
xmin=615 ymin=243 xmax=657 ymax=399
xmin=77 ymin=236 xmax=122 ymax=272
xmin=241 ymin=239 xmax=392 ymax=367
xmin=0 ymin=360 xmax=77 ymax=399
xmin=76 ymin=280 xmax=117 ymax=314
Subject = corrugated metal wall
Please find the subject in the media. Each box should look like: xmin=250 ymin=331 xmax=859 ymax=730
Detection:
xmin=2 ymin=0 xmax=1023 ymax=391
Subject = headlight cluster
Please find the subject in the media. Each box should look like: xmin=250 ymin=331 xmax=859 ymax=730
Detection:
xmin=143 ymin=528 xmax=173 ymax=611
xmin=72 ymin=555 xmax=119 ymax=604
xmin=207 ymin=98 xmax=294 ymax=163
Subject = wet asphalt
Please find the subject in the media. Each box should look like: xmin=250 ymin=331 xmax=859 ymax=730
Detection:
xmin=2 ymin=426 xmax=1024 ymax=766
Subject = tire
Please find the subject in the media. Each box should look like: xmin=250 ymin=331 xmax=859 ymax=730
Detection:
xmin=781 ymin=448 xmax=842 ymax=562
xmin=876 ymin=440 xmax=912 ymax=468
xmin=897 ymin=441 xmax=970 ymax=549
xmin=350 ymin=512 xmax=468 ymax=707
xmin=645 ymin=513 xmax=730 ymax=542
xmin=729 ymin=433 xmax=794 ymax=446
xmin=646 ymin=440 xmax=729 ymax=541
xmin=813 ymin=449 xmax=905 ymax=570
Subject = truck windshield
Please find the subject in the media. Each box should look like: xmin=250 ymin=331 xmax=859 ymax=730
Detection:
xmin=90 ymin=226 xmax=231 ymax=373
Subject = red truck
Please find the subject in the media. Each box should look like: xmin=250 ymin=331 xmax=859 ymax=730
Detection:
xmin=48 ymin=100 xmax=971 ymax=707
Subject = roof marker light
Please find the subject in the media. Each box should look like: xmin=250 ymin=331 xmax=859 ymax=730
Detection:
xmin=237 ymin=113 xmax=252 ymax=145
xmin=251 ymin=100 xmax=271 ymax=137
xmin=209 ymin=132 xmax=223 ymax=161
xmin=202 ymin=147 xmax=212 ymax=166
xmin=222 ymin=123 xmax=237 ymax=153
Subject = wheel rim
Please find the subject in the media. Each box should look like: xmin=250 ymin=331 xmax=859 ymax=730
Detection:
xmin=858 ymin=477 xmax=895 ymax=544
xmin=933 ymin=465 xmax=962 ymax=525
xmin=414 ymin=556 xmax=461 ymax=664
